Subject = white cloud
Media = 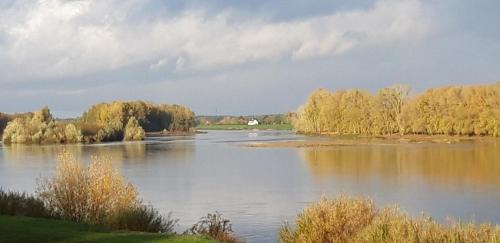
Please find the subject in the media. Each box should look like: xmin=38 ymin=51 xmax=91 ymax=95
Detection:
xmin=0 ymin=0 xmax=432 ymax=82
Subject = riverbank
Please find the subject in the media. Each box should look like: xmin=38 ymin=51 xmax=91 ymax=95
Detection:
xmin=0 ymin=215 xmax=215 ymax=243
xmin=246 ymin=134 xmax=498 ymax=148
xmin=146 ymin=130 xmax=197 ymax=137
xmin=196 ymin=124 xmax=292 ymax=130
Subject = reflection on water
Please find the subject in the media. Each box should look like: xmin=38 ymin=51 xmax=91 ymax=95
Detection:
xmin=2 ymin=141 xmax=195 ymax=165
xmin=0 ymin=131 xmax=499 ymax=242
xmin=299 ymin=141 xmax=500 ymax=189
xmin=0 ymin=140 xmax=195 ymax=193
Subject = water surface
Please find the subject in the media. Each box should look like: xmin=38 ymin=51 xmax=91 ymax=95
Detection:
xmin=0 ymin=130 xmax=499 ymax=242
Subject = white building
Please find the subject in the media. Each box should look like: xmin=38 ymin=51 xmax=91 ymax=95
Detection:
xmin=247 ymin=119 xmax=259 ymax=126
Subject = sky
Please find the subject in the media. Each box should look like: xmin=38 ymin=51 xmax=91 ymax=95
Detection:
xmin=0 ymin=0 xmax=499 ymax=117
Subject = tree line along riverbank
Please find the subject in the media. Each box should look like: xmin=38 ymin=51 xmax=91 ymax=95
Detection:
xmin=291 ymin=82 xmax=500 ymax=137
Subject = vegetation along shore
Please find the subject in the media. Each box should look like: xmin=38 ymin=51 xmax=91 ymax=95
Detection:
xmin=0 ymin=101 xmax=195 ymax=144
xmin=0 ymin=151 xmax=239 ymax=243
xmin=291 ymin=83 xmax=499 ymax=137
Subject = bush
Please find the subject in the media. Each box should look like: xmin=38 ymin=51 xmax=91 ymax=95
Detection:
xmin=280 ymin=196 xmax=375 ymax=243
xmin=105 ymin=204 xmax=177 ymax=234
xmin=124 ymin=117 xmax=145 ymax=141
xmin=96 ymin=120 xmax=124 ymax=142
xmin=279 ymin=196 xmax=500 ymax=243
xmin=64 ymin=123 xmax=83 ymax=143
xmin=37 ymin=151 xmax=138 ymax=224
xmin=0 ymin=188 xmax=52 ymax=218
xmin=36 ymin=151 xmax=177 ymax=234
xmin=355 ymin=207 xmax=500 ymax=243
xmin=189 ymin=212 xmax=240 ymax=243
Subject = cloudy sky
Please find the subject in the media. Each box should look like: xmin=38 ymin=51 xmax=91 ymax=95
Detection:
xmin=0 ymin=0 xmax=499 ymax=117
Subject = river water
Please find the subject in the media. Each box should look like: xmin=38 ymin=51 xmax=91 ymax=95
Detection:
xmin=0 ymin=130 xmax=499 ymax=242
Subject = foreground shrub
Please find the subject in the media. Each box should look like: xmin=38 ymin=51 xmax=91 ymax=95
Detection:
xmin=280 ymin=196 xmax=375 ymax=243
xmin=36 ymin=151 xmax=176 ymax=233
xmin=0 ymin=189 xmax=52 ymax=218
xmin=355 ymin=207 xmax=500 ymax=243
xmin=190 ymin=212 xmax=240 ymax=243
xmin=37 ymin=151 xmax=138 ymax=223
xmin=280 ymin=196 xmax=500 ymax=243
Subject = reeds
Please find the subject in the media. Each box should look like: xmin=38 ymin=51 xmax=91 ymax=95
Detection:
xmin=279 ymin=195 xmax=500 ymax=243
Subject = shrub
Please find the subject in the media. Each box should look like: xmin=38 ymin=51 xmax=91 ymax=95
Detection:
xmin=36 ymin=151 xmax=177 ymax=234
xmin=37 ymin=151 xmax=138 ymax=224
xmin=280 ymin=195 xmax=375 ymax=243
xmin=355 ymin=207 xmax=500 ymax=243
xmin=0 ymin=188 xmax=52 ymax=218
xmin=279 ymin=196 xmax=500 ymax=243
xmin=189 ymin=212 xmax=240 ymax=243
xmin=64 ymin=123 xmax=83 ymax=143
xmin=105 ymin=204 xmax=177 ymax=234
xmin=96 ymin=120 xmax=124 ymax=142
xmin=124 ymin=117 xmax=145 ymax=141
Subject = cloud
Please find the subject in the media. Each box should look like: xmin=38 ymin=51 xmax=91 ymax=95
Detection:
xmin=0 ymin=0 xmax=432 ymax=83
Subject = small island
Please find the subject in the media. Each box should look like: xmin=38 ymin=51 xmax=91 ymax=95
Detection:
xmin=0 ymin=101 xmax=195 ymax=144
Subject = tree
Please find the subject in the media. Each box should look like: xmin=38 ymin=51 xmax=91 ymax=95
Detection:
xmin=124 ymin=117 xmax=145 ymax=141
xmin=294 ymin=83 xmax=499 ymax=136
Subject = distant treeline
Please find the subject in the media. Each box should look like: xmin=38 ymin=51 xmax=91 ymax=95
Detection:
xmin=0 ymin=113 xmax=10 ymax=136
xmin=293 ymin=83 xmax=500 ymax=136
xmin=197 ymin=113 xmax=293 ymax=126
xmin=1 ymin=101 xmax=195 ymax=144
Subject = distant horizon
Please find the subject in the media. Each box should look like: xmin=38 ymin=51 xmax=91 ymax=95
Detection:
xmin=2 ymin=79 xmax=498 ymax=119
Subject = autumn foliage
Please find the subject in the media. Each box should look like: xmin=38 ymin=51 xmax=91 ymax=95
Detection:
xmin=1 ymin=100 xmax=195 ymax=144
xmin=293 ymin=83 xmax=500 ymax=136
xmin=36 ymin=151 xmax=175 ymax=233
xmin=280 ymin=196 xmax=500 ymax=243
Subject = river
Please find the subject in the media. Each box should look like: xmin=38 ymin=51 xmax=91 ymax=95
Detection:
xmin=1 ymin=130 xmax=499 ymax=242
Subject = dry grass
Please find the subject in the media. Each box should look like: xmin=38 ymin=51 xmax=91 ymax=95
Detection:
xmin=189 ymin=212 xmax=241 ymax=243
xmin=0 ymin=189 xmax=52 ymax=218
xmin=280 ymin=195 xmax=500 ymax=243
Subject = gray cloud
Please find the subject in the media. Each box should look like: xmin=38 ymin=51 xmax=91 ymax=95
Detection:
xmin=0 ymin=0 xmax=431 ymax=82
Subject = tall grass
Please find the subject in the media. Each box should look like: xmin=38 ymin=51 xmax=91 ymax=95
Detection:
xmin=0 ymin=189 xmax=52 ymax=218
xmin=105 ymin=204 xmax=177 ymax=234
xmin=279 ymin=195 xmax=500 ymax=243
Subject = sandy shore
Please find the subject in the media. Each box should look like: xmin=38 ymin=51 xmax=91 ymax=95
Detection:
xmin=245 ymin=135 xmax=496 ymax=148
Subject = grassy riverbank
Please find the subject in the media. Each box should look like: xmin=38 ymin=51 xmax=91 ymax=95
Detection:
xmin=196 ymin=123 xmax=292 ymax=130
xmin=0 ymin=215 xmax=215 ymax=243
